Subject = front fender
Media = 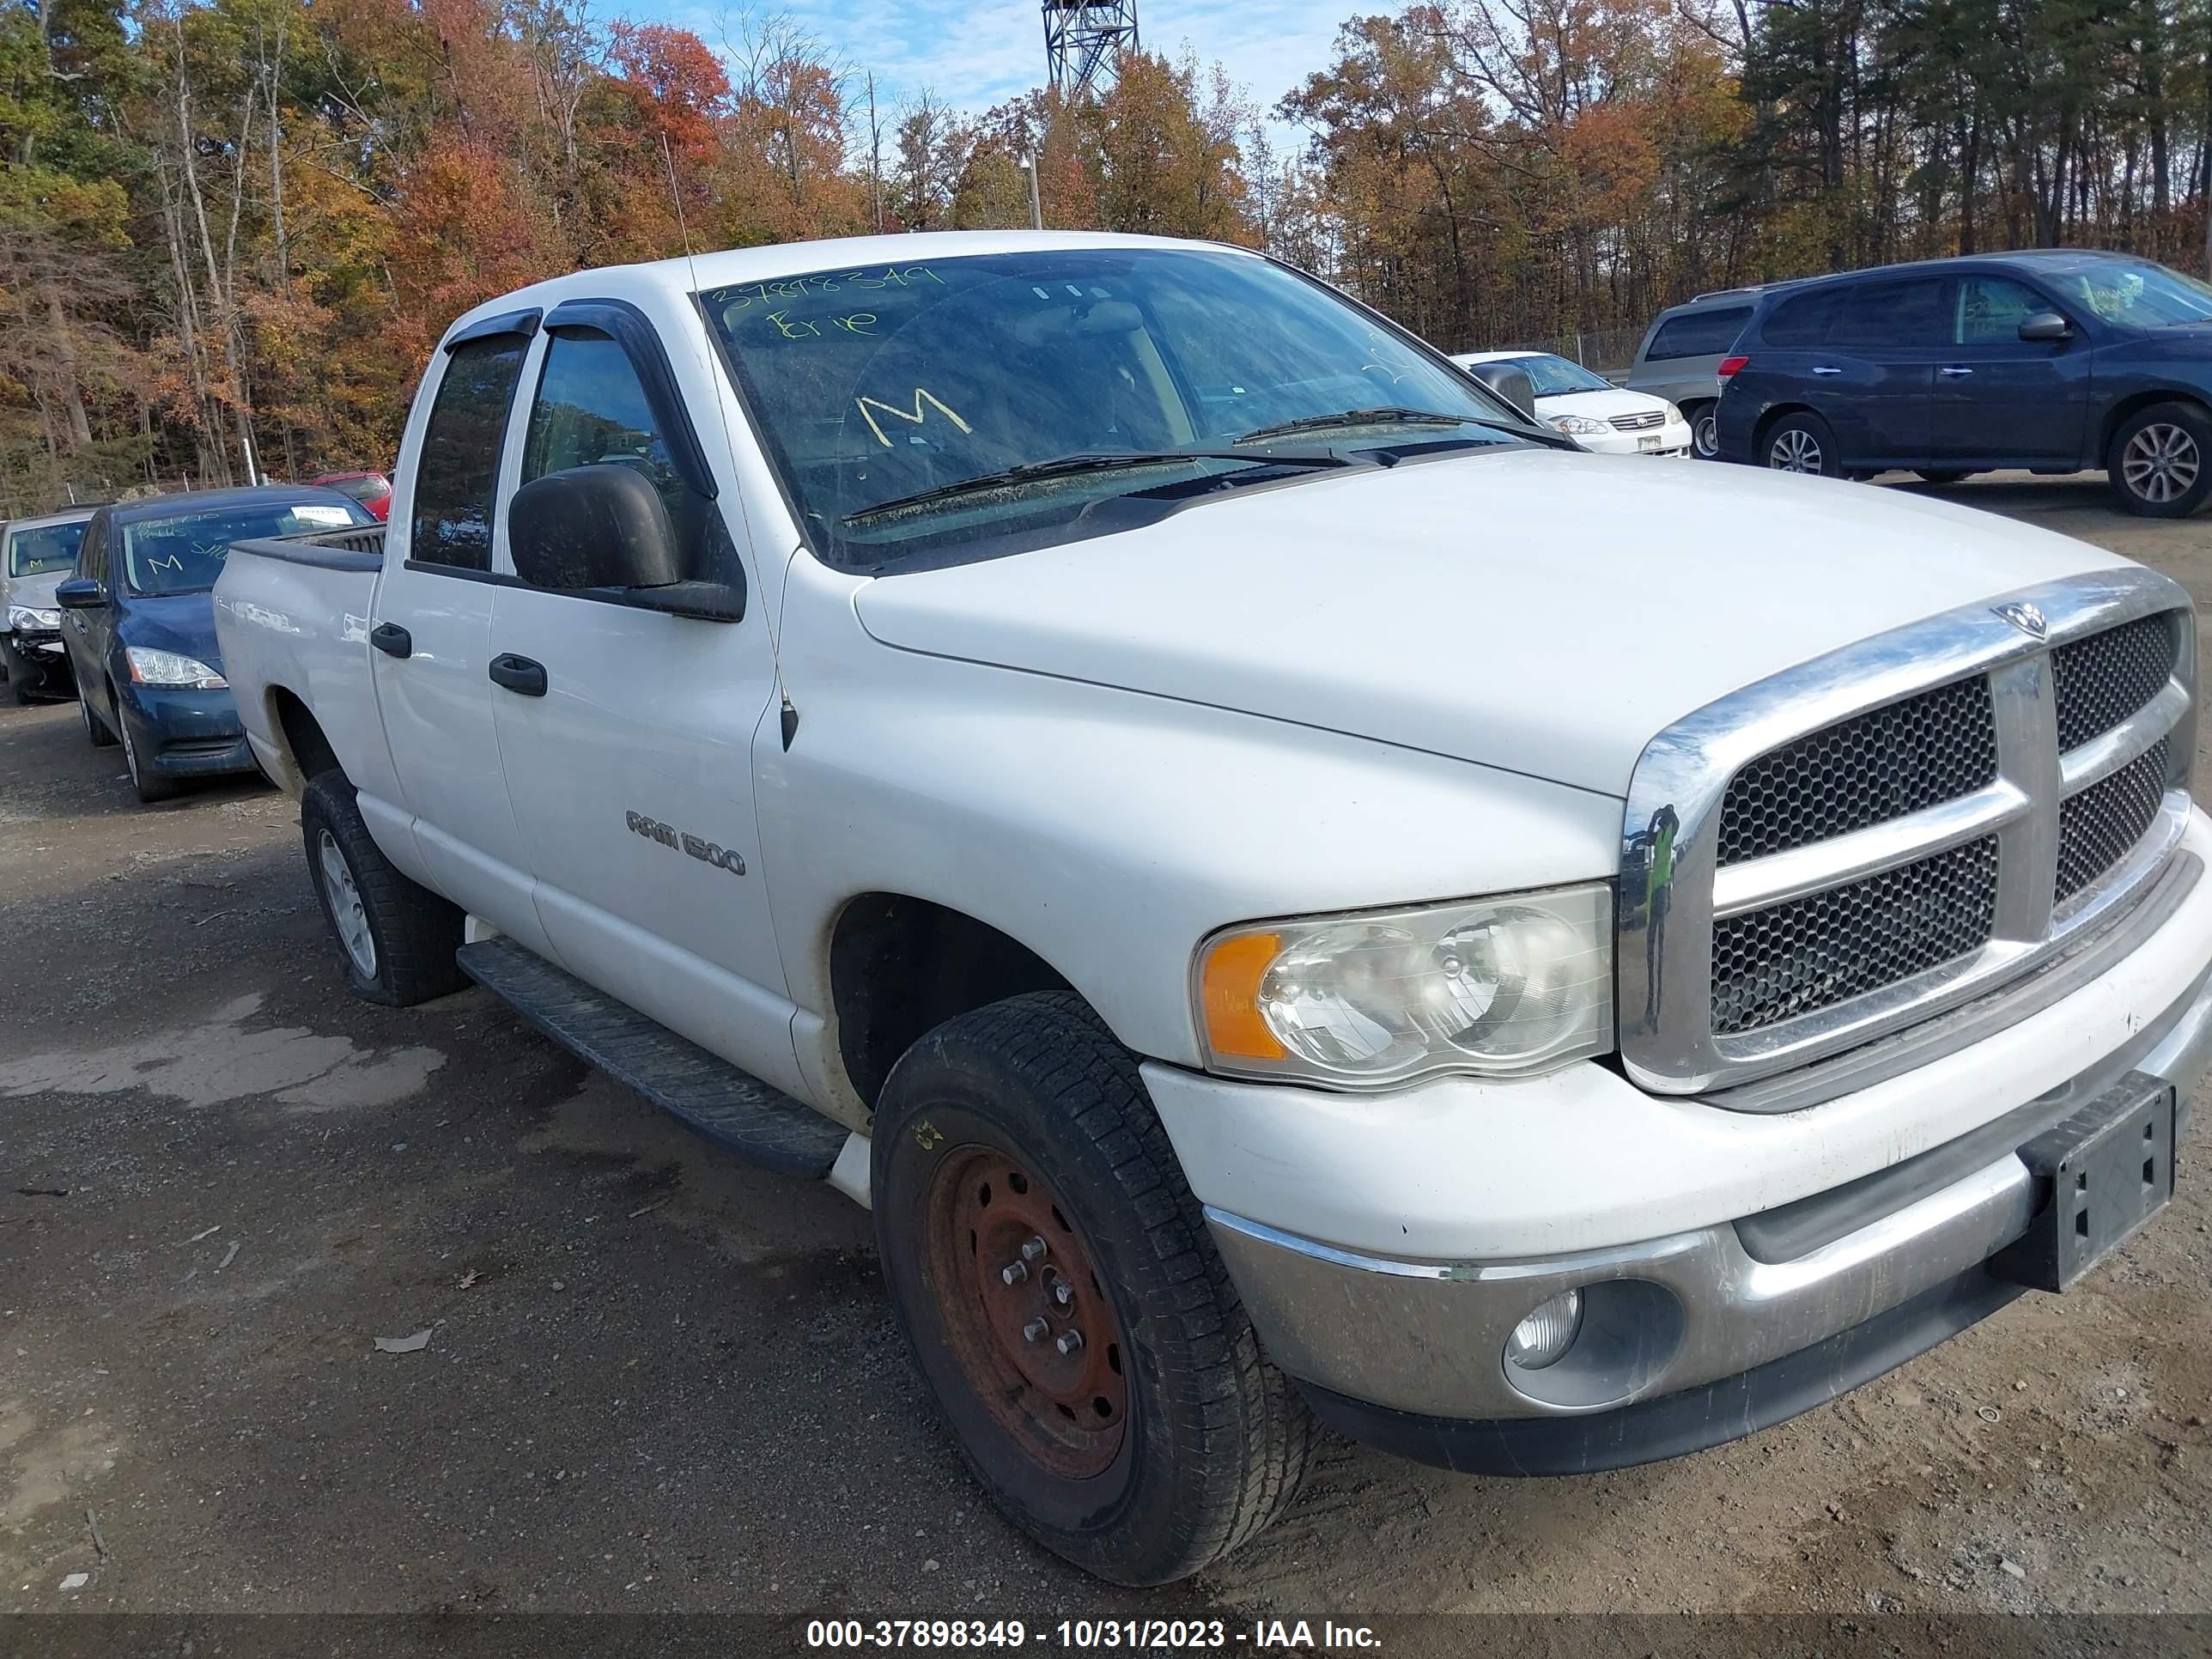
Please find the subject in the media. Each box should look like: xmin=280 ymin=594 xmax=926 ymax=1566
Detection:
xmin=759 ymin=558 xmax=1626 ymax=1085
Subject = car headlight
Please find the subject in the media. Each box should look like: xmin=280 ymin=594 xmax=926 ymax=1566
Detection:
xmin=7 ymin=604 xmax=59 ymax=631
xmin=1194 ymin=884 xmax=1613 ymax=1088
xmin=1545 ymin=413 xmax=1611 ymax=436
xmin=1662 ymin=403 xmax=1685 ymax=424
xmin=125 ymin=647 xmax=227 ymax=689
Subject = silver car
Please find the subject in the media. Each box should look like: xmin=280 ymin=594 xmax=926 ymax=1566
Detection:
xmin=1 ymin=506 xmax=96 ymax=703
xmin=1620 ymin=289 xmax=1775 ymax=460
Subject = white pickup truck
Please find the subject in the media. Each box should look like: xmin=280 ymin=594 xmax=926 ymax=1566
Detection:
xmin=215 ymin=230 xmax=2210 ymax=1586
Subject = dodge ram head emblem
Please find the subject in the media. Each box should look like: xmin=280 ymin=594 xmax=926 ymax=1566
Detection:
xmin=1992 ymin=600 xmax=2048 ymax=639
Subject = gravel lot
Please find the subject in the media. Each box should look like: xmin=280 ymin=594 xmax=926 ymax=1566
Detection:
xmin=3 ymin=473 xmax=2210 ymax=1646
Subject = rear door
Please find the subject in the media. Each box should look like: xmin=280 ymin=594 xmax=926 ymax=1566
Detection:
xmin=485 ymin=300 xmax=797 ymax=1086
xmin=368 ymin=317 xmax=557 ymax=956
xmin=1812 ymin=276 xmax=1950 ymax=465
xmin=1929 ymin=273 xmax=2087 ymax=467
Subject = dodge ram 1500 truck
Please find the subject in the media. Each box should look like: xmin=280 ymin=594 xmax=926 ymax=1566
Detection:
xmin=214 ymin=230 xmax=2211 ymax=1587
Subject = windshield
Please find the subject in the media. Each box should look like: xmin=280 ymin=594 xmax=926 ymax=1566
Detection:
xmin=7 ymin=520 xmax=86 ymax=577
xmin=319 ymin=474 xmax=392 ymax=505
xmin=123 ymin=498 xmax=372 ymax=596
xmin=2051 ymin=260 xmax=2212 ymax=329
xmin=701 ymin=248 xmax=1535 ymax=566
xmin=1493 ymin=355 xmax=1613 ymax=397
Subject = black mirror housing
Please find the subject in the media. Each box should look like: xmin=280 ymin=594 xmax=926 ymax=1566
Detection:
xmin=509 ymin=465 xmax=685 ymax=592
xmin=1467 ymin=362 xmax=1539 ymax=421
xmin=55 ymin=577 xmax=105 ymax=610
xmin=2018 ymin=312 xmax=2072 ymax=343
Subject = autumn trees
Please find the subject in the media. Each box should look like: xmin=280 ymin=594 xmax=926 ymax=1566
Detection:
xmin=3 ymin=0 xmax=2210 ymax=517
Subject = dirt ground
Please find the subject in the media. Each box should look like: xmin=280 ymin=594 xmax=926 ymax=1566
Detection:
xmin=3 ymin=472 xmax=2211 ymax=1646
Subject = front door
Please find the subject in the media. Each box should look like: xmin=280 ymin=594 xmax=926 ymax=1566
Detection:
xmin=487 ymin=313 xmax=795 ymax=1087
xmin=368 ymin=326 xmax=555 ymax=956
xmin=61 ymin=514 xmax=116 ymax=719
xmin=1929 ymin=274 xmax=2088 ymax=467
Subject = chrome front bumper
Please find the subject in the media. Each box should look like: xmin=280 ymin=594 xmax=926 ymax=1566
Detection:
xmin=1210 ymin=964 xmax=2212 ymax=1428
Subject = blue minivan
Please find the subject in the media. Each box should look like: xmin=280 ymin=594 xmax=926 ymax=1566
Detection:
xmin=1714 ymin=249 xmax=2212 ymax=516
xmin=58 ymin=485 xmax=374 ymax=802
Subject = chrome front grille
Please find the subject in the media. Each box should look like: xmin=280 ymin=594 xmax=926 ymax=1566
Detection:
xmin=1610 ymin=411 xmax=1664 ymax=433
xmin=1710 ymin=836 xmax=2000 ymax=1035
xmin=1620 ymin=571 xmax=2197 ymax=1095
xmin=2056 ymin=738 xmax=2171 ymax=904
xmin=1716 ymin=675 xmax=1997 ymax=865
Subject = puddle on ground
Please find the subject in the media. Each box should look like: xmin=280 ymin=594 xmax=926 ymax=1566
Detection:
xmin=0 ymin=992 xmax=444 ymax=1110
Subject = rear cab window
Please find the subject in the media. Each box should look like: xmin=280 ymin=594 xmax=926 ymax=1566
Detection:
xmin=410 ymin=335 xmax=532 ymax=571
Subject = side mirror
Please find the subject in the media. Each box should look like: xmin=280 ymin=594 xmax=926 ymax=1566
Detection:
xmin=2018 ymin=312 xmax=2073 ymax=343
xmin=1467 ymin=362 xmax=1538 ymax=421
xmin=509 ymin=465 xmax=684 ymax=592
xmin=55 ymin=577 xmax=105 ymax=610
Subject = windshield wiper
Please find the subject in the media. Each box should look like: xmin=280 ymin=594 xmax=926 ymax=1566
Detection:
xmin=1232 ymin=407 xmax=1490 ymax=444
xmin=842 ymin=448 xmax=1346 ymax=525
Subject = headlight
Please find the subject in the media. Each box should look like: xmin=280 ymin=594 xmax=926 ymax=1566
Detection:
xmin=1194 ymin=884 xmax=1613 ymax=1088
xmin=1662 ymin=403 xmax=1685 ymax=424
xmin=125 ymin=647 xmax=227 ymax=689
xmin=7 ymin=605 xmax=58 ymax=631
xmin=1546 ymin=413 xmax=1610 ymax=436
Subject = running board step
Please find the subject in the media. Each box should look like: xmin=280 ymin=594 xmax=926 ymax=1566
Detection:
xmin=456 ymin=939 xmax=847 ymax=1179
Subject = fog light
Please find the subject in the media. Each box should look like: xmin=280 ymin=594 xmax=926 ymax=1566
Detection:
xmin=1505 ymin=1289 xmax=1583 ymax=1370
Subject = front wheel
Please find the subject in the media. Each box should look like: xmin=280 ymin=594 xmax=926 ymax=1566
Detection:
xmin=1 ymin=637 xmax=38 ymax=705
xmin=301 ymin=771 xmax=467 ymax=1006
xmin=120 ymin=709 xmax=181 ymax=803
xmin=872 ymin=992 xmax=1314 ymax=1586
xmin=1763 ymin=411 xmax=1844 ymax=477
xmin=79 ymin=684 xmax=117 ymax=748
xmin=2108 ymin=401 xmax=2212 ymax=518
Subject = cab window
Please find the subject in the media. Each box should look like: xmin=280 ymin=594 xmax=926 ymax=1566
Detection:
xmin=410 ymin=334 xmax=530 ymax=571
xmin=521 ymin=331 xmax=688 ymax=528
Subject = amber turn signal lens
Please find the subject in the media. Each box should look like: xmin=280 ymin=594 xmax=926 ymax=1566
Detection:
xmin=1200 ymin=931 xmax=1286 ymax=1060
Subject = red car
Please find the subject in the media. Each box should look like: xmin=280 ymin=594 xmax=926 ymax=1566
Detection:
xmin=308 ymin=470 xmax=394 ymax=521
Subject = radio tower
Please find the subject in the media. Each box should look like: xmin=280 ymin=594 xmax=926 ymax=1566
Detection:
xmin=1042 ymin=1 xmax=1139 ymax=98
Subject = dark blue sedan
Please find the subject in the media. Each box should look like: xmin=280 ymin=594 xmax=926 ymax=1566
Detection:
xmin=57 ymin=485 xmax=375 ymax=802
xmin=1713 ymin=250 xmax=2212 ymax=516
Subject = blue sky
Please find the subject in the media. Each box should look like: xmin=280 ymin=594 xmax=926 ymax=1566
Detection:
xmin=665 ymin=2 xmax=1354 ymax=144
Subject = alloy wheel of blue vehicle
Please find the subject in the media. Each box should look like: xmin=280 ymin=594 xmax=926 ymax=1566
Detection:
xmin=1770 ymin=428 xmax=1823 ymax=472
xmin=319 ymin=828 xmax=378 ymax=978
xmin=2122 ymin=422 xmax=2201 ymax=506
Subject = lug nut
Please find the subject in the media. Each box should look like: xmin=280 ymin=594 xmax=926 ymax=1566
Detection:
xmin=1000 ymin=1260 xmax=1029 ymax=1285
xmin=1050 ymin=1280 xmax=1073 ymax=1309
xmin=1020 ymin=1237 xmax=1049 ymax=1264
xmin=1023 ymin=1317 xmax=1049 ymax=1344
xmin=1055 ymin=1329 xmax=1084 ymax=1357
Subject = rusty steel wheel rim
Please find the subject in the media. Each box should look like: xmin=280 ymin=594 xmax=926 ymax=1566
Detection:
xmin=922 ymin=1145 xmax=1129 ymax=1479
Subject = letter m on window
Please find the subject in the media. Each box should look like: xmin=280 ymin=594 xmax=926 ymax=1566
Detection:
xmin=854 ymin=389 xmax=973 ymax=449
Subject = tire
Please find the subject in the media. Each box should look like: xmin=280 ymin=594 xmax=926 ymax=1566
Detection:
xmin=872 ymin=991 xmax=1314 ymax=1586
xmin=1762 ymin=411 xmax=1844 ymax=477
xmin=2107 ymin=400 xmax=2212 ymax=518
xmin=119 ymin=708 xmax=182 ymax=803
xmin=1 ymin=638 xmax=38 ymax=705
xmin=300 ymin=771 xmax=467 ymax=1006
xmin=80 ymin=683 xmax=117 ymax=747
xmin=1914 ymin=470 xmax=1971 ymax=485
xmin=1686 ymin=401 xmax=1719 ymax=461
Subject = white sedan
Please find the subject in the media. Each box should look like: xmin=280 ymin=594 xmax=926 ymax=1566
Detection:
xmin=1451 ymin=350 xmax=1693 ymax=456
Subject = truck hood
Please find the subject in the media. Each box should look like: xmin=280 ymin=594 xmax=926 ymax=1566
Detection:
xmin=854 ymin=449 xmax=2129 ymax=797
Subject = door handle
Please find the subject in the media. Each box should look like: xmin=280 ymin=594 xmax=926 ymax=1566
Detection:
xmin=1939 ymin=366 xmax=1974 ymax=378
xmin=489 ymin=653 xmax=547 ymax=697
xmin=1811 ymin=365 xmax=1842 ymax=376
xmin=369 ymin=622 xmax=412 ymax=659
